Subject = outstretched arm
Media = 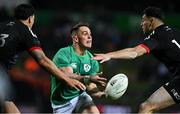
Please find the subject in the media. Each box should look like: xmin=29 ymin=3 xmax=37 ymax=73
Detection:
xmin=29 ymin=49 xmax=86 ymax=90
xmin=60 ymin=67 xmax=106 ymax=98
xmin=92 ymin=45 xmax=147 ymax=63
xmin=60 ymin=67 xmax=106 ymax=86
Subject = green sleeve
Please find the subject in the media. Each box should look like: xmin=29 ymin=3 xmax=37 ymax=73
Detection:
xmin=90 ymin=60 xmax=100 ymax=76
xmin=52 ymin=49 xmax=71 ymax=68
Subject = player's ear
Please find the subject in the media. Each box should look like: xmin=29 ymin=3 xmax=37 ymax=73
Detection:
xmin=28 ymin=17 xmax=31 ymax=24
xmin=150 ymin=17 xmax=154 ymax=23
xmin=148 ymin=17 xmax=154 ymax=29
xmin=28 ymin=15 xmax=34 ymax=24
xmin=73 ymin=35 xmax=79 ymax=43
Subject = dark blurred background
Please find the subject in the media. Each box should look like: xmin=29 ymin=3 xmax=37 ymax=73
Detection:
xmin=1 ymin=0 xmax=180 ymax=113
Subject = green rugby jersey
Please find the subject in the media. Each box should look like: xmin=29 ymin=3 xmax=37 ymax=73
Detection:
xmin=51 ymin=45 xmax=99 ymax=105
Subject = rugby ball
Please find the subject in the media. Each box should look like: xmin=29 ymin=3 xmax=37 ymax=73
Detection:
xmin=105 ymin=73 xmax=128 ymax=100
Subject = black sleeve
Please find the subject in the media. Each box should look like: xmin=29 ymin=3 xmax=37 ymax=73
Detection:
xmin=141 ymin=31 xmax=159 ymax=52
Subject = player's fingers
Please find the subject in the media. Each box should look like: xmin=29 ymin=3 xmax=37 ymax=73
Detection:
xmin=82 ymin=84 xmax=86 ymax=90
xmin=98 ymin=77 xmax=107 ymax=81
xmin=94 ymin=53 xmax=102 ymax=56
xmin=73 ymin=80 xmax=86 ymax=90
xmin=75 ymin=84 xmax=84 ymax=91
xmin=92 ymin=56 xmax=102 ymax=60
xmin=100 ymin=59 xmax=106 ymax=63
xmin=98 ymin=80 xmax=106 ymax=84
xmin=92 ymin=54 xmax=104 ymax=60
xmin=99 ymin=81 xmax=106 ymax=86
xmin=78 ymin=82 xmax=86 ymax=90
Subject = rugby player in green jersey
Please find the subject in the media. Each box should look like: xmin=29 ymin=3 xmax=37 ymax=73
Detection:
xmin=51 ymin=22 xmax=107 ymax=114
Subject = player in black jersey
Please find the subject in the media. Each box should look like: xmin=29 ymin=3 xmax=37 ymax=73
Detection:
xmin=0 ymin=4 xmax=86 ymax=113
xmin=92 ymin=7 xmax=180 ymax=113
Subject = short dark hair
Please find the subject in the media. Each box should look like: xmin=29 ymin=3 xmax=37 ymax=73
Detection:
xmin=70 ymin=22 xmax=90 ymax=35
xmin=143 ymin=6 xmax=164 ymax=20
xmin=14 ymin=4 xmax=35 ymax=20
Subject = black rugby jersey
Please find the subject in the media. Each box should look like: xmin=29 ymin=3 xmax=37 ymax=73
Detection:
xmin=140 ymin=24 xmax=180 ymax=76
xmin=0 ymin=20 xmax=41 ymax=69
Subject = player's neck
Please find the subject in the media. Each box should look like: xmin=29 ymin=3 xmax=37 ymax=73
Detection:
xmin=73 ymin=44 xmax=86 ymax=56
xmin=153 ymin=20 xmax=164 ymax=30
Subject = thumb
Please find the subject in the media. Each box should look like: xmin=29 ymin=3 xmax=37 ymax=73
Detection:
xmin=100 ymin=59 xmax=106 ymax=63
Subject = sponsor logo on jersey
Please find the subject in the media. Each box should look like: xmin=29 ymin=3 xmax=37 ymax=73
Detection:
xmin=71 ymin=63 xmax=77 ymax=69
xmin=6 ymin=21 xmax=15 ymax=26
xmin=165 ymin=26 xmax=172 ymax=31
xmin=84 ymin=64 xmax=91 ymax=72
xmin=171 ymin=89 xmax=180 ymax=100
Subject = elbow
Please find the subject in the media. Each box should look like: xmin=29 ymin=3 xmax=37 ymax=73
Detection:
xmin=130 ymin=52 xmax=138 ymax=59
xmin=129 ymin=46 xmax=145 ymax=59
xmin=127 ymin=48 xmax=138 ymax=59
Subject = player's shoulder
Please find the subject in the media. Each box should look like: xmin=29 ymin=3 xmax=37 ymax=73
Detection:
xmin=53 ymin=46 xmax=72 ymax=62
xmin=152 ymin=24 xmax=171 ymax=38
xmin=1 ymin=20 xmax=30 ymax=35
xmin=4 ymin=20 xmax=30 ymax=32
xmin=14 ymin=20 xmax=30 ymax=32
xmin=156 ymin=24 xmax=176 ymax=33
xmin=166 ymin=25 xmax=180 ymax=33
xmin=60 ymin=45 xmax=71 ymax=52
xmin=55 ymin=45 xmax=71 ymax=55
xmin=0 ymin=20 xmax=16 ymax=30
xmin=156 ymin=24 xmax=180 ymax=37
